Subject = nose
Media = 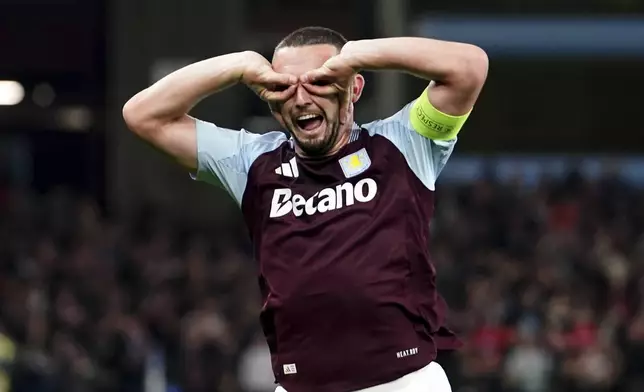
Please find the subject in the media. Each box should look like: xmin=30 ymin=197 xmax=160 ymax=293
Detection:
xmin=293 ymin=84 xmax=313 ymax=108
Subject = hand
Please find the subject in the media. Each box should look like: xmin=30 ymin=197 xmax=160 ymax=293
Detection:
xmin=240 ymin=52 xmax=297 ymax=102
xmin=299 ymin=54 xmax=358 ymax=86
xmin=300 ymin=54 xmax=358 ymax=126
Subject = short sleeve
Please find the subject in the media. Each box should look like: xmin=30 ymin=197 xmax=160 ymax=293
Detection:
xmin=363 ymin=102 xmax=457 ymax=191
xmin=192 ymin=120 xmax=287 ymax=205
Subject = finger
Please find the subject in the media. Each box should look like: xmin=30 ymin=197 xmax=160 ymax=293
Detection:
xmin=250 ymin=83 xmax=294 ymax=101
xmin=262 ymin=85 xmax=297 ymax=102
xmin=301 ymin=82 xmax=344 ymax=97
xmin=338 ymin=96 xmax=350 ymax=126
xmin=261 ymin=71 xmax=298 ymax=86
xmin=301 ymin=83 xmax=336 ymax=97
xmin=300 ymin=67 xmax=331 ymax=84
xmin=332 ymin=82 xmax=349 ymax=93
xmin=338 ymin=85 xmax=352 ymax=126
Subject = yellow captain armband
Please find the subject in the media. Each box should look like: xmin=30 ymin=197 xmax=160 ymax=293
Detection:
xmin=409 ymin=93 xmax=471 ymax=141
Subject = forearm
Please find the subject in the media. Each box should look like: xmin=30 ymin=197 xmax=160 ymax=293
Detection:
xmin=341 ymin=37 xmax=487 ymax=86
xmin=123 ymin=51 xmax=251 ymax=127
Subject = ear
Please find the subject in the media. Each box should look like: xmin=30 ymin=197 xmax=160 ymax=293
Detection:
xmin=350 ymin=73 xmax=365 ymax=103
xmin=268 ymin=102 xmax=287 ymax=128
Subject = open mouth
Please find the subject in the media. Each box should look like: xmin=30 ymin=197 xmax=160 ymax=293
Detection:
xmin=295 ymin=113 xmax=324 ymax=131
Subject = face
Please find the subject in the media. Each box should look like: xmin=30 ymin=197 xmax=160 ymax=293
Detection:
xmin=271 ymin=44 xmax=363 ymax=156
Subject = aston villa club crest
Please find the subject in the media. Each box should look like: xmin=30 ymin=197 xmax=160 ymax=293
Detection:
xmin=339 ymin=148 xmax=371 ymax=178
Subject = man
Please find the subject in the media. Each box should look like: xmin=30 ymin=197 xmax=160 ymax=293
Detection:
xmin=123 ymin=26 xmax=488 ymax=392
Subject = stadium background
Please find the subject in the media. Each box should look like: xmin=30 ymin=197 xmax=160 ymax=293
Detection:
xmin=1 ymin=0 xmax=643 ymax=391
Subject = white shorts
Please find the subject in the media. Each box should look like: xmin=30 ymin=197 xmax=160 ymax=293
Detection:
xmin=275 ymin=361 xmax=451 ymax=392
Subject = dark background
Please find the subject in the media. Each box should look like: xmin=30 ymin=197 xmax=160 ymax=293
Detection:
xmin=1 ymin=1 xmax=644 ymax=391
xmin=2 ymin=0 xmax=642 ymax=214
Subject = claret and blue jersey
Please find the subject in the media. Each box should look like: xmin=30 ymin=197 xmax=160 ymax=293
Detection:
xmin=192 ymin=101 xmax=460 ymax=392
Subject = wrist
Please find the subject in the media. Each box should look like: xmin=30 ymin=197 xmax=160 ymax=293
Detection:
xmin=339 ymin=41 xmax=368 ymax=71
xmin=236 ymin=51 xmax=262 ymax=82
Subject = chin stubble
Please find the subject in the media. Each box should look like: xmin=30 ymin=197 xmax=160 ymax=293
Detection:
xmin=292 ymin=122 xmax=339 ymax=157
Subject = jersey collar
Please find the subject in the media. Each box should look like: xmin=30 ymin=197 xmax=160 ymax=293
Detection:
xmin=288 ymin=122 xmax=362 ymax=148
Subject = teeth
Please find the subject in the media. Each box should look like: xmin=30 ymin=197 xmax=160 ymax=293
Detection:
xmin=297 ymin=114 xmax=320 ymax=121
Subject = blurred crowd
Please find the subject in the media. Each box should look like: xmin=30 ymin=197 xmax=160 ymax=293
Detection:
xmin=1 ymin=169 xmax=644 ymax=392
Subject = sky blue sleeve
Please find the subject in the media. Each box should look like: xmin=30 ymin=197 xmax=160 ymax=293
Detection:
xmin=363 ymin=102 xmax=457 ymax=191
xmin=192 ymin=120 xmax=287 ymax=205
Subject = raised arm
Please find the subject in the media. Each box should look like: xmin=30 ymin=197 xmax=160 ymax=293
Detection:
xmin=301 ymin=37 xmax=488 ymax=190
xmin=122 ymin=51 xmax=297 ymax=169
xmin=339 ymin=37 xmax=488 ymax=115
xmin=301 ymin=37 xmax=488 ymax=141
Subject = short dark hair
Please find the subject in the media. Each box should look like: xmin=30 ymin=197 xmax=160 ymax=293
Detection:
xmin=275 ymin=26 xmax=348 ymax=53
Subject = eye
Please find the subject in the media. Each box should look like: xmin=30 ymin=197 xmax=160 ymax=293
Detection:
xmin=311 ymin=80 xmax=331 ymax=87
xmin=270 ymin=84 xmax=289 ymax=92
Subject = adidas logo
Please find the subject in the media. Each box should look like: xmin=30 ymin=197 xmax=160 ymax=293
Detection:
xmin=275 ymin=157 xmax=299 ymax=178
